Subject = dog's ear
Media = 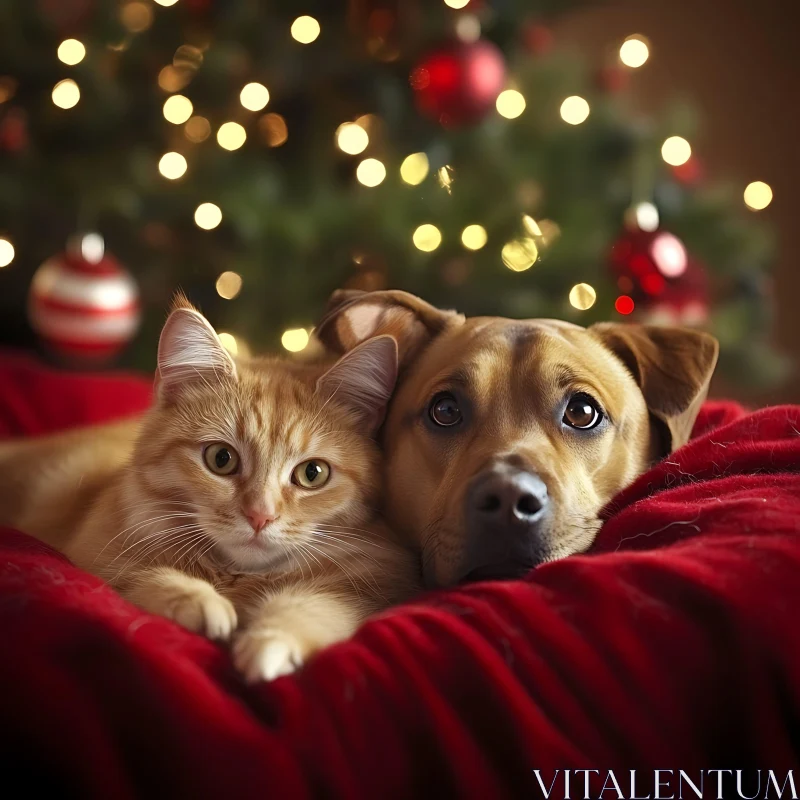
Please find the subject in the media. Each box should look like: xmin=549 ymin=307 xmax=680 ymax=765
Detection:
xmin=316 ymin=289 xmax=464 ymax=368
xmin=590 ymin=323 xmax=719 ymax=455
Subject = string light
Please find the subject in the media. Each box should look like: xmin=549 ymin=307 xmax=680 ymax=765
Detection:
xmin=461 ymin=224 xmax=487 ymax=250
xmin=154 ymin=0 xmax=179 ymax=5
xmin=195 ymin=203 xmax=222 ymax=230
xmin=522 ymin=215 xmax=543 ymax=237
xmin=57 ymin=39 xmax=86 ymax=65
xmin=400 ymin=153 xmax=429 ymax=185
xmin=120 ymin=2 xmax=153 ymax=33
xmin=615 ymin=295 xmax=635 ymax=315
xmin=630 ymin=202 xmax=660 ymax=232
xmin=291 ymin=16 xmax=321 ymax=44
xmin=443 ymin=0 xmax=470 ymax=7
xmin=240 ymin=82 xmax=270 ymax=111
xmin=455 ymin=14 xmax=481 ymax=43
xmin=744 ymin=181 xmax=773 ymax=211
xmin=569 ymin=283 xmax=597 ymax=311
xmin=173 ymin=45 xmax=203 ymax=72
xmin=412 ymin=224 xmax=442 ymax=252
xmin=158 ymin=152 xmax=187 ymax=179
xmin=185 ymin=116 xmax=211 ymax=142
xmin=438 ymin=165 xmax=454 ymax=193
xmin=218 ymin=332 xmax=239 ymax=356
xmin=502 ymin=238 xmax=539 ymax=271
xmin=80 ymin=233 xmax=105 ymax=263
xmin=282 ymin=328 xmax=310 ymax=352
xmin=158 ymin=66 xmax=189 ymax=93
xmin=163 ymin=94 xmax=193 ymax=124
xmin=258 ymin=113 xmax=288 ymax=147
xmin=496 ymin=89 xmax=526 ymax=119
xmin=217 ymin=121 xmax=247 ymax=150
xmin=538 ymin=219 xmax=561 ymax=245
xmin=0 ymin=238 xmax=14 ymax=268
xmin=651 ymin=232 xmax=688 ymax=277
xmin=356 ymin=158 xmax=386 ymax=187
xmin=619 ymin=35 xmax=650 ymax=68
xmin=336 ymin=122 xmax=369 ymax=155
xmin=661 ymin=136 xmax=691 ymax=166
xmin=216 ymin=271 xmax=242 ymax=299
xmin=52 ymin=79 xmax=80 ymax=109
xmin=560 ymin=96 xmax=590 ymax=125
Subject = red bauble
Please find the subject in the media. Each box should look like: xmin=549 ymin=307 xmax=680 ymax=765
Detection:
xmin=671 ymin=156 xmax=705 ymax=186
xmin=410 ymin=40 xmax=506 ymax=127
xmin=609 ymin=227 xmax=710 ymax=325
xmin=28 ymin=235 xmax=140 ymax=365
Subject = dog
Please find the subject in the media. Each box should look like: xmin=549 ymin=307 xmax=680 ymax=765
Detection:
xmin=316 ymin=290 xmax=719 ymax=588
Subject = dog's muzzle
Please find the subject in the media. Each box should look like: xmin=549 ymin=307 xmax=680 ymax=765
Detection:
xmin=460 ymin=463 xmax=550 ymax=582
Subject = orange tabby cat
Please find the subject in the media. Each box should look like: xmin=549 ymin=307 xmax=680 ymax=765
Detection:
xmin=0 ymin=298 xmax=419 ymax=681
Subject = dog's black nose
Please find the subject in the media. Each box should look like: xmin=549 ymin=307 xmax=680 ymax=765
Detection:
xmin=470 ymin=468 xmax=548 ymax=525
xmin=461 ymin=466 xmax=550 ymax=582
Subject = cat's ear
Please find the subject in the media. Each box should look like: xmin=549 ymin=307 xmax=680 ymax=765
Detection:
xmin=155 ymin=301 xmax=237 ymax=403
xmin=316 ymin=335 xmax=398 ymax=433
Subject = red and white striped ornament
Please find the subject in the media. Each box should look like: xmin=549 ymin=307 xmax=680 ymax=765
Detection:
xmin=28 ymin=234 xmax=140 ymax=364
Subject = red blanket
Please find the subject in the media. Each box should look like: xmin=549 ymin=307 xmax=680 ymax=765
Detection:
xmin=1 ymin=351 xmax=799 ymax=798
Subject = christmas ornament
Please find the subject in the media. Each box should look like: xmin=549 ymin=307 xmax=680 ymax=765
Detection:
xmin=609 ymin=226 xmax=709 ymax=325
xmin=28 ymin=234 xmax=140 ymax=364
xmin=410 ymin=39 xmax=506 ymax=127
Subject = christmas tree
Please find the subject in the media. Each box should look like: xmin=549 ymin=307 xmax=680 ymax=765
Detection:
xmin=0 ymin=0 xmax=783 ymax=387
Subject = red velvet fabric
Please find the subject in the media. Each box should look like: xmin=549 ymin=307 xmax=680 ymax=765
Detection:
xmin=1 ymin=351 xmax=799 ymax=797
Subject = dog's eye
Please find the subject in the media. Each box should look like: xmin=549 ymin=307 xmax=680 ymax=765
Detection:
xmin=429 ymin=392 xmax=463 ymax=427
xmin=563 ymin=394 xmax=603 ymax=430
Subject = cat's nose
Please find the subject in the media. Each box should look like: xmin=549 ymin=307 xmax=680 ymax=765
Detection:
xmin=244 ymin=509 xmax=276 ymax=533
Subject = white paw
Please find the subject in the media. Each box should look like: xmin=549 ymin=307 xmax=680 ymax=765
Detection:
xmin=233 ymin=627 xmax=304 ymax=683
xmin=166 ymin=588 xmax=238 ymax=641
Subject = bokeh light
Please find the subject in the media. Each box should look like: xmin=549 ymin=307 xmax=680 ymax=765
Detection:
xmin=744 ymin=181 xmax=773 ymax=211
xmin=619 ymin=35 xmax=650 ymax=68
xmin=282 ymin=328 xmax=310 ymax=352
xmin=120 ymin=2 xmax=153 ymax=33
xmin=413 ymin=224 xmax=442 ymax=252
xmin=57 ymin=39 xmax=86 ymax=65
xmin=632 ymin=201 xmax=660 ymax=232
xmin=661 ymin=136 xmax=691 ymax=166
xmin=615 ymin=295 xmax=635 ymax=315
xmin=158 ymin=151 xmax=187 ymax=179
xmin=0 ymin=238 xmax=14 ymax=268
xmin=400 ymin=153 xmax=429 ymax=185
xmin=217 ymin=332 xmax=239 ymax=356
xmin=80 ymin=233 xmax=105 ymax=263
xmin=444 ymin=0 xmax=470 ymax=7
xmin=560 ymin=96 xmax=590 ymax=125
xmin=502 ymin=238 xmax=539 ymax=271
xmin=163 ymin=94 xmax=193 ymax=124
xmin=496 ymin=89 xmax=526 ymax=119
xmin=158 ymin=66 xmax=189 ymax=93
xmin=336 ymin=122 xmax=369 ymax=155
xmin=52 ymin=79 xmax=80 ymax=109
xmin=240 ymin=82 xmax=270 ymax=111
xmin=291 ymin=16 xmax=320 ymax=44
xmin=651 ymin=232 xmax=688 ymax=277
xmin=356 ymin=158 xmax=386 ymax=187
xmin=154 ymin=0 xmax=179 ymax=5
xmin=258 ymin=113 xmax=288 ymax=147
xmin=216 ymin=271 xmax=242 ymax=299
xmin=569 ymin=283 xmax=597 ymax=311
xmin=461 ymin=224 xmax=488 ymax=250
xmin=195 ymin=203 xmax=222 ymax=230
xmin=184 ymin=116 xmax=211 ymax=142
xmin=455 ymin=14 xmax=481 ymax=43
xmin=217 ymin=121 xmax=247 ymax=150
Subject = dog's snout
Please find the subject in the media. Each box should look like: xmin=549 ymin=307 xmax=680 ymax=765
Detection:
xmin=470 ymin=469 xmax=548 ymax=525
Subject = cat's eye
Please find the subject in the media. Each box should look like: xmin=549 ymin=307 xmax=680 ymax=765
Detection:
xmin=203 ymin=443 xmax=240 ymax=476
xmin=429 ymin=392 xmax=463 ymax=427
xmin=562 ymin=393 xmax=603 ymax=430
xmin=292 ymin=459 xmax=331 ymax=489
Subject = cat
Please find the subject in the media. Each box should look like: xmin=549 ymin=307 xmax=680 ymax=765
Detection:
xmin=0 ymin=297 xmax=420 ymax=682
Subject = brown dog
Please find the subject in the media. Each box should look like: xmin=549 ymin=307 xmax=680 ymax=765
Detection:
xmin=317 ymin=290 xmax=719 ymax=588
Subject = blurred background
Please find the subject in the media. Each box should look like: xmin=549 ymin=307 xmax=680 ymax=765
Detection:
xmin=0 ymin=0 xmax=795 ymax=403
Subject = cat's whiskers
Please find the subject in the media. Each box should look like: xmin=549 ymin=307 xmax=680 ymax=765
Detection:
xmin=93 ymin=512 xmax=197 ymax=565
xmin=107 ymin=521 xmax=203 ymax=567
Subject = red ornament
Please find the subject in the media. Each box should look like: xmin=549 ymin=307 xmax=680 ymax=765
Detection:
xmin=410 ymin=40 xmax=506 ymax=127
xmin=28 ymin=235 xmax=140 ymax=365
xmin=608 ymin=226 xmax=710 ymax=325
xmin=596 ymin=65 xmax=630 ymax=94
xmin=523 ymin=23 xmax=554 ymax=56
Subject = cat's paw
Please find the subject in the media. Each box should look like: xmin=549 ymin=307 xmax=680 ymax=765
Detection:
xmin=232 ymin=627 xmax=305 ymax=683
xmin=161 ymin=585 xmax=238 ymax=641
